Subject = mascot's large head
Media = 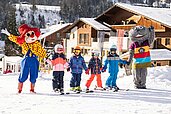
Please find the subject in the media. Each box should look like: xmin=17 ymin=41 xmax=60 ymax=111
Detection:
xmin=129 ymin=26 xmax=154 ymax=42
xmin=17 ymin=24 xmax=40 ymax=44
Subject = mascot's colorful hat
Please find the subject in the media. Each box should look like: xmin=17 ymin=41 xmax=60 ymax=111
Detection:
xmin=17 ymin=24 xmax=40 ymax=44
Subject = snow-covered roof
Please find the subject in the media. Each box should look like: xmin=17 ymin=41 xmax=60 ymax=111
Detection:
xmin=114 ymin=3 xmax=171 ymax=28
xmin=150 ymin=49 xmax=171 ymax=60
xmin=39 ymin=23 xmax=71 ymax=40
xmin=0 ymin=54 xmax=5 ymax=59
xmin=80 ymin=18 xmax=111 ymax=31
xmin=64 ymin=18 xmax=111 ymax=32
xmin=121 ymin=49 xmax=171 ymax=60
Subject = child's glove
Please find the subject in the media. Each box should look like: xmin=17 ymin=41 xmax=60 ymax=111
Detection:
xmin=127 ymin=61 xmax=130 ymax=65
xmin=85 ymin=69 xmax=89 ymax=75
xmin=101 ymin=68 xmax=106 ymax=72
xmin=67 ymin=68 xmax=70 ymax=72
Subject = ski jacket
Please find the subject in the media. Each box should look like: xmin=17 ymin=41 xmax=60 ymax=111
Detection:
xmin=88 ymin=57 xmax=102 ymax=74
xmin=103 ymin=53 xmax=127 ymax=73
xmin=69 ymin=55 xmax=88 ymax=74
xmin=46 ymin=53 xmax=69 ymax=71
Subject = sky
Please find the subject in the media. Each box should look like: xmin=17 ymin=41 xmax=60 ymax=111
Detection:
xmin=0 ymin=66 xmax=171 ymax=114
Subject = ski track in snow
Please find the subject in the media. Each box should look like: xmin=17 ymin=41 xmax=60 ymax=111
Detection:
xmin=0 ymin=66 xmax=171 ymax=114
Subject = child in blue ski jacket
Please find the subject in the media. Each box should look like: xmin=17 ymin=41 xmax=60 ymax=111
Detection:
xmin=102 ymin=44 xmax=128 ymax=91
xmin=68 ymin=46 xmax=89 ymax=92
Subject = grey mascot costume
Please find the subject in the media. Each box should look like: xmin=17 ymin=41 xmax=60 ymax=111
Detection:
xmin=127 ymin=26 xmax=155 ymax=89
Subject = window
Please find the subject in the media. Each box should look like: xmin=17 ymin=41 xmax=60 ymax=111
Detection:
xmin=92 ymin=37 xmax=97 ymax=42
xmin=157 ymin=63 xmax=161 ymax=66
xmin=165 ymin=38 xmax=170 ymax=45
xmin=79 ymin=33 xmax=89 ymax=45
xmin=104 ymin=34 xmax=109 ymax=42
xmin=73 ymin=34 xmax=75 ymax=39
xmin=71 ymin=48 xmax=74 ymax=53
xmin=56 ymin=33 xmax=60 ymax=38
xmin=66 ymin=33 xmax=70 ymax=39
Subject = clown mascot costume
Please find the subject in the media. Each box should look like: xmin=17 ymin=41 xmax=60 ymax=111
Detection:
xmin=127 ymin=26 xmax=155 ymax=89
xmin=1 ymin=24 xmax=46 ymax=93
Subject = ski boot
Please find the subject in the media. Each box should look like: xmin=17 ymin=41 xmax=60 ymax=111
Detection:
xmin=70 ymin=87 xmax=75 ymax=91
xmin=60 ymin=88 xmax=64 ymax=95
xmin=75 ymin=86 xmax=82 ymax=93
xmin=54 ymin=88 xmax=60 ymax=93
xmin=86 ymin=88 xmax=89 ymax=93
xmin=113 ymin=86 xmax=119 ymax=92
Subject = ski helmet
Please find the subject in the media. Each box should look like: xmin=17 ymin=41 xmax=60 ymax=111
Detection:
xmin=91 ymin=49 xmax=100 ymax=57
xmin=73 ymin=46 xmax=81 ymax=54
xmin=110 ymin=44 xmax=117 ymax=52
xmin=54 ymin=44 xmax=63 ymax=53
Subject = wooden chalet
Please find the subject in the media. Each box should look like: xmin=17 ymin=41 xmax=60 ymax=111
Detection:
xmin=63 ymin=18 xmax=111 ymax=61
xmin=95 ymin=3 xmax=171 ymax=66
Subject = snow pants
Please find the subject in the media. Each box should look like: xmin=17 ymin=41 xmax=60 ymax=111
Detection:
xmin=18 ymin=54 xmax=39 ymax=84
xmin=52 ymin=71 xmax=64 ymax=90
xmin=85 ymin=74 xmax=102 ymax=88
xmin=132 ymin=68 xmax=147 ymax=88
xmin=105 ymin=72 xmax=118 ymax=87
xmin=70 ymin=73 xmax=81 ymax=87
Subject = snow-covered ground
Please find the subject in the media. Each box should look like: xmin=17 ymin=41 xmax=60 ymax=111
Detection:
xmin=0 ymin=66 xmax=171 ymax=114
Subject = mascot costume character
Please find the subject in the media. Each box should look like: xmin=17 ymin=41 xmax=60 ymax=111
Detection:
xmin=127 ymin=26 xmax=155 ymax=89
xmin=1 ymin=24 xmax=46 ymax=93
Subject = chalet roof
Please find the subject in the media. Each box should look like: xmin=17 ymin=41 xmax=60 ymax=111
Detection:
xmin=150 ymin=49 xmax=171 ymax=60
xmin=120 ymin=49 xmax=171 ymax=60
xmin=96 ymin=3 xmax=171 ymax=28
xmin=39 ymin=23 xmax=71 ymax=40
xmin=0 ymin=54 xmax=5 ymax=59
xmin=63 ymin=18 xmax=111 ymax=32
xmin=80 ymin=18 xmax=111 ymax=31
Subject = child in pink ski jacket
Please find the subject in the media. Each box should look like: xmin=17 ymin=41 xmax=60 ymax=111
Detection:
xmin=46 ymin=44 xmax=69 ymax=94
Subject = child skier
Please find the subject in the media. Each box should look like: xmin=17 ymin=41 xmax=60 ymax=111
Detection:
xmin=85 ymin=49 xmax=104 ymax=92
xmin=68 ymin=46 xmax=89 ymax=93
xmin=102 ymin=44 xmax=128 ymax=92
xmin=46 ymin=44 xmax=69 ymax=95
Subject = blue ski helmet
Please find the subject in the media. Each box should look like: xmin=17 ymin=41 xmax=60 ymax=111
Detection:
xmin=110 ymin=44 xmax=117 ymax=52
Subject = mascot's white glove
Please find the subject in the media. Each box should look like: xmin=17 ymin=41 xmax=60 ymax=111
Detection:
xmin=1 ymin=28 xmax=10 ymax=36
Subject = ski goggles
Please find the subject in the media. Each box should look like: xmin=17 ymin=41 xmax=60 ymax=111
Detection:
xmin=57 ymin=48 xmax=63 ymax=51
xmin=74 ymin=49 xmax=81 ymax=53
xmin=92 ymin=53 xmax=99 ymax=57
xmin=57 ymin=48 xmax=63 ymax=52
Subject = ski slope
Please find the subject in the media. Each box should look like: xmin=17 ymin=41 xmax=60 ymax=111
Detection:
xmin=0 ymin=66 xmax=171 ymax=114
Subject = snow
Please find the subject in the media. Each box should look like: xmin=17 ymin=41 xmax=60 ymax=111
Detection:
xmin=15 ymin=4 xmax=61 ymax=26
xmin=0 ymin=66 xmax=171 ymax=114
xmin=80 ymin=18 xmax=111 ymax=31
